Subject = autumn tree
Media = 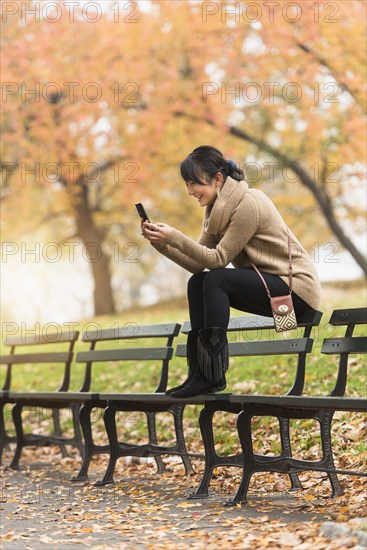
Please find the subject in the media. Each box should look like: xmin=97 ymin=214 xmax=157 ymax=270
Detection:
xmin=1 ymin=2 xmax=159 ymax=314
xmin=161 ymin=0 xmax=367 ymax=272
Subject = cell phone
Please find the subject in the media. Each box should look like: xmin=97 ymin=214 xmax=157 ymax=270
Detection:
xmin=135 ymin=203 xmax=150 ymax=222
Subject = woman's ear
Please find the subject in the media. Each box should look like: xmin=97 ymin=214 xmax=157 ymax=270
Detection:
xmin=215 ymin=172 xmax=223 ymax=186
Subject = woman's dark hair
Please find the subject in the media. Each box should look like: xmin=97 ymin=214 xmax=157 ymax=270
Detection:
xmin=180 ymin=145 xmax=244 ymax=185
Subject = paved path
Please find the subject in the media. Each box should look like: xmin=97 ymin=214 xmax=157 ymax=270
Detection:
xmin=1 ymin=452 xmax=331 ymax=549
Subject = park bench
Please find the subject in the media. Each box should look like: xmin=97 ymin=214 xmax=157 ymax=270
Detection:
xmin=2 ymin=308 xmax=365 ymax=507
xmin=226 ymin=306 xmax=367 ymax=504
xmin=70 ymin=322 xmax=193 ymax=481
xmin=94 ymin=309 xmax=322 ymax=487
xmin=96 ymin=308 xmax=366 ymax=504
xmin=0 ymin=330 xmax=81 ymax=467
xmin=2 ymin=311 xmax=321 ymax=488
xmin=1 ymin=323 xmax=194 ymax=478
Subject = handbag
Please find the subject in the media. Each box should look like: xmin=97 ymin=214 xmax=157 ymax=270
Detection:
xmin=250 ymin=229 xmax=297 ymax=332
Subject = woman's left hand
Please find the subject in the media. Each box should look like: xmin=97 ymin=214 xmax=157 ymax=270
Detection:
xmin=142 ymin=222 xmax=173 ymax=245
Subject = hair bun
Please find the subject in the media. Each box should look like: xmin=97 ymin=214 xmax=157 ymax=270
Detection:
xmin=226 ymin=159 xmax=237 ymax=176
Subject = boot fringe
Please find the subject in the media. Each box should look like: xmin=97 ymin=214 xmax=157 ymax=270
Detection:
xmin=197 ymin=328 xmax=229 ymax=384
xmin=186 ymin=328 xmax=200 ymax=371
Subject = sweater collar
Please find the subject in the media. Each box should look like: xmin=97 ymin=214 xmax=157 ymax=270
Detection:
xmin=204 ymin=177 xmax=249 ymax=234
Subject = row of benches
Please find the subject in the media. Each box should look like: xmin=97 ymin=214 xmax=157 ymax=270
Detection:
xmin=1 ymin=307 xmax=366 ymax=504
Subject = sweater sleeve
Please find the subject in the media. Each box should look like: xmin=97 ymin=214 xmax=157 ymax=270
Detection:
xmin=151 ymin=225 xmax=218 ymax=274
xmin=165 ymin=198 xmax=259 ymax=270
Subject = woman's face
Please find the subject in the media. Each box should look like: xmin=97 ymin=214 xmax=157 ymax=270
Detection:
xmin=186 ymin=173 xmax=223 ymax=207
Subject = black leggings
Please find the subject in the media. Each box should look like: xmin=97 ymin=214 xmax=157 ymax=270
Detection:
xmin=187 ymin=268 xmax=312 ymax=330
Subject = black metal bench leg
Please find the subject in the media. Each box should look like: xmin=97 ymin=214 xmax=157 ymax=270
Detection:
xmin=9 ymin=404 xmax=25 ymax=470
xmin=278 ymin=417 xmax=303 ymax=491
xmin=318 ymin=410 xmax=343 ymax=497
xmin=171 ymin=404 xmax=194 ymax=475
xmin=226 ymin=409 xmax=255 ymax=505
xmin=52 ymin=408 xmax=68 ymax=458
xmin=0 ymin=406 xmax=5 ymax=464
xmin=71 ymin=403 xmax=85 ymax=459
xmin=189 ymin=405 xmax=218 ymax=499
xmin=0 ymin=404 xmax=13 ymax=465
xmin=71 ymin=403 xmax=97 ymax=481
xmin=145 ymin=411 xmax=166 ymax=474
xmin=97 ymin=406 xmax=119 ymax=486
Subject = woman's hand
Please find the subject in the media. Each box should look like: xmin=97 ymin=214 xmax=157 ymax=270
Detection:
xmin=141 ymin=221 xmax=173 ymax=245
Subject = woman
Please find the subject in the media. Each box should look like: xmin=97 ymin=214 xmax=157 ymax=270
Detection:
xmin=141 ymin=146 xmax=321 ymax=398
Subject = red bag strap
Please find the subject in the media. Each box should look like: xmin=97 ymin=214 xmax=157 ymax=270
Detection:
xmin=250 ymin=227 xmax=293 ymax=297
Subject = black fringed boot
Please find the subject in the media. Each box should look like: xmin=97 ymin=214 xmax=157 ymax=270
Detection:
xmin=165 ymin=328 xmax=200 ymax=395
xmin=171 ymin=327 xmax=228 ymax=398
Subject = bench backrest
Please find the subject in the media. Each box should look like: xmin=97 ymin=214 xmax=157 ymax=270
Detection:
xmin=181 ymin=309 xmax=322 ymax=336
xmin=76 ymin=323 xmax=181 ymax=393
xmin=177 ymin=310 xmax=323 ymax=395
xmin=322 ymin=307 xmax=367 ymax=397
xmin=0 ymin=330 xmax=80 ymax=392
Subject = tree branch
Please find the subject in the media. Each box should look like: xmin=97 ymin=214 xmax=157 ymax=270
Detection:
xmin=296 ymin=42 xmax=366 ymax=113
xmin=228 ymin=125 xmax=367 ymax=274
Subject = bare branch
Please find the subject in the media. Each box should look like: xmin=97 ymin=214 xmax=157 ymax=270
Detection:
xmin=296 ymin=42 xmax=366 ymax=113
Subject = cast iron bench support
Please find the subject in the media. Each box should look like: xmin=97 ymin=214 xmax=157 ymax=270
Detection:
xmin=178 ymin=310 xmax=322 ymax=499
xmin=227 ymin=307 xmax=367 ymax=504
xmin=70 ymin=323 xmax=194 ymax=482
xmin=234 ymin=404 xmax=340 ymax=505
xmin=0 ymin=330 xmax=81 ymax=468
xmin=188 ymin=401 xmax=305 ymax=500
xmin=223 ymin=395 xmax=367 ymax=505
xmin=98 ymin=401 xmax=190 ymax=485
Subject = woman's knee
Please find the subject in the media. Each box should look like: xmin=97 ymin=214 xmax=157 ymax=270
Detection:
xmin=202 ymin=269 xmax=227 ymax=294
xmin=187 ymin=272 xmax=207 ymax=295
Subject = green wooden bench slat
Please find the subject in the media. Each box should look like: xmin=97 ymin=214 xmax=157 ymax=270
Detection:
xmin=4 ymin=391 xmax=367 ymax=411
xmin=228 ymin=394 xmax=367 ymax=412
xmin=296 ymin=309 xmax=323 ymax=326
xmin=228 ymin=338 xmax=313 ymax=356
xmin=330 ymin=308 xmax=367 ymax=326
xmin=176 ymin=338 xmax=313 ymax=358
xmin=175 ymin=344 xmax=187 ymax=358
xmin=322 ymin=336 xmax=367 ymax=355
xmin=4 ymin=391 xmax=231 ymax=405
xmin=7 ymin=391 xmax=96 ymax=402
xmin=82 ymin=323 xmax=181 ymax=342
xmin=76 ymin=347 xmax=173 ymax=363
xmin=99 ymin=392 xmax=233 ymax=403
xmin=4 ymin=331 xmax=80 ymax=347
xmin=0 ymin=352 xmax=73 ymax=364
xmin=182 ymin=311 xmax=322 ymax=334
xmin=181 ymin=316 xmax=273 ymax=333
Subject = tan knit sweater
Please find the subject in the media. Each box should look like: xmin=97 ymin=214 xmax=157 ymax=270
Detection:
xmin=154 ymin=178 xmax=321 ymax=310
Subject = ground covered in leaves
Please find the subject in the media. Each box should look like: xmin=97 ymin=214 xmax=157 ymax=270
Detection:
xmin=1 ymin=439 xmax=366 ymax=550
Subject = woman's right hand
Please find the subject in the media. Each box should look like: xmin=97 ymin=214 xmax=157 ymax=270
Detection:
xmin=142 ymin=221 xmax=173 ymax=245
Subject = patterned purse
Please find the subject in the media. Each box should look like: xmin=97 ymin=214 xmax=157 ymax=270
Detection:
xmin=251 ymin=229 xmax=297 ymax=333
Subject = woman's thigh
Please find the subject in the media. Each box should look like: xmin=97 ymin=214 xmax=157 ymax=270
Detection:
xmin=203 ymin=268 xmax=311 ymax=318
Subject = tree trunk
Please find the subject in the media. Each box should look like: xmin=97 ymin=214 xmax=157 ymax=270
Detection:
xmin=73 ymin=181 xmax=116 ymax=316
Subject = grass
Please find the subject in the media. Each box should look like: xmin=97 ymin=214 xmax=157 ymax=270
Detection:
xmin=1 ymin=280 xmax=366 ymax=452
